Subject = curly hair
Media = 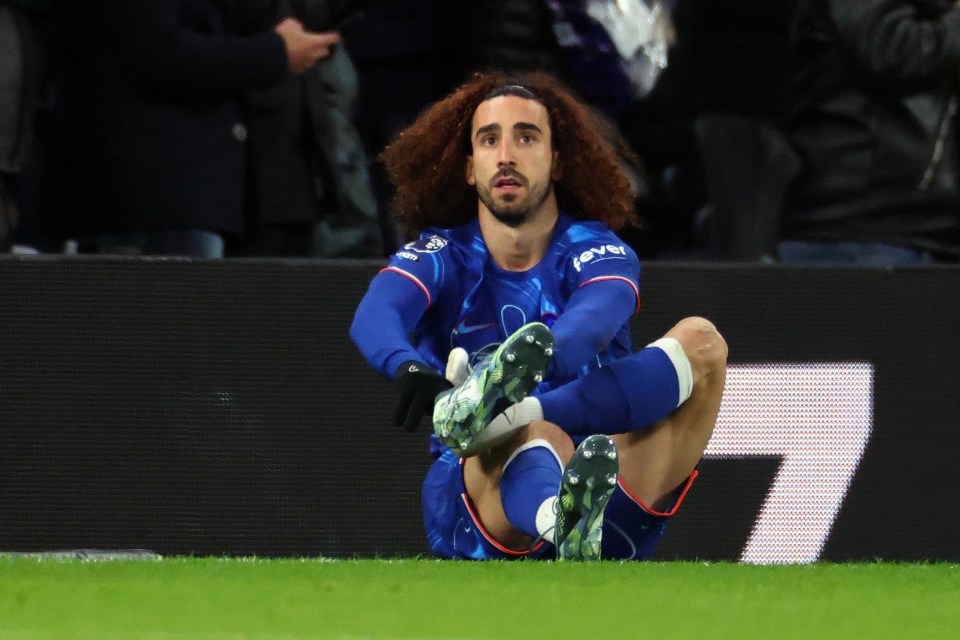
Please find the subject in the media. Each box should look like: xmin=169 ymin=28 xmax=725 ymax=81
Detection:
xmin=380 ymin=71 xmax=642 ymax=233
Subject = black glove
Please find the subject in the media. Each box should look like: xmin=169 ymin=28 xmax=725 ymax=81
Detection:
xmin=393 ymin=361 xmax=453 ymax=432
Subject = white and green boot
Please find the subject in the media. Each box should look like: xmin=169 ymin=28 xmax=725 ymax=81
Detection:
xmin=555 ymin=434 xmax=619 ymax=561
xmin=433 ymin=322 xmax=554 ymax=455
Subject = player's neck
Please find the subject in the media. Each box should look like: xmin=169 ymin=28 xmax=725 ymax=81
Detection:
xmin=478 ymin=199 xmax=559 ymax=272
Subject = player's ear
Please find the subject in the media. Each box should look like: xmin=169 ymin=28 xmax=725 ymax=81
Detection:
xmin=551 ymin=151 xmax=562 ymax=180
xmin=466 ymin=155 xmax=476 ymax=185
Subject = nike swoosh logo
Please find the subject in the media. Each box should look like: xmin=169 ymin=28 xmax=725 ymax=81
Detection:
xmin=454 ymin=321 xmax=495 ymax=335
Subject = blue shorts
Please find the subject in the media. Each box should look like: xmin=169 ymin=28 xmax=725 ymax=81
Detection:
xmin=422 ymin=448 xmax=698 ymax=561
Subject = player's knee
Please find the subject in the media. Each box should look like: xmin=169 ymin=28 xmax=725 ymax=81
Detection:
xmin=668 ymin=316 xmax=727 ymax=382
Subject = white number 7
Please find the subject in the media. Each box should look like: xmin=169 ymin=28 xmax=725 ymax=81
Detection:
xmin=705 ymin=363 xmax=874 ymax=564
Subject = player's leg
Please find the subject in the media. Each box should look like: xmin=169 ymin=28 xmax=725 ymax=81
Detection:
xmin=610 ymin=316 xmax=727 ymax=513
xmin=434 ymin=321 xmax=623 ymax=558
xmin=532 ymin=331 xmax=697 ymax=439
xmin=480 ymin=322 xmax=701 ymax=448
xmin=463 ymin=423 xmax=620 ymax=561
xmin=421 ymin=423 xmax=571 ymax=560
xmin=462 ymin=421 xmax=573 ymax=551
xmin=514 ymin=316 xmax=724 ymax=511
xmin=508 ymin=316 xmax=725 ymax=559
xmin=448 ymin=316 xmax=725 ymax=558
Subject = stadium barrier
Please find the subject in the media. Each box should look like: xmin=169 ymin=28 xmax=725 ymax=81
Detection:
xmin=1 ymin=257 xmax=957 ymax=562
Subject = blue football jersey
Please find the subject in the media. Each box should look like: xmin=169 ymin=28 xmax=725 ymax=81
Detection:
xmin=382 ymin=212 xmax=641 ymax=391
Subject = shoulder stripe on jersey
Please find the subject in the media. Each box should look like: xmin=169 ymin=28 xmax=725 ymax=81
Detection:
xmin=580 ymin=275 xmax=641 ymax=315
xmin=616 ymin=469 xmax=699 ymax=517
xmin=379 ymin=266 xmax=431 ymax=308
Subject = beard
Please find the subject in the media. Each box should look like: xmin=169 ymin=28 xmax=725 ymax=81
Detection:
xmin=476 ymin=174 xmax=554 ymax=228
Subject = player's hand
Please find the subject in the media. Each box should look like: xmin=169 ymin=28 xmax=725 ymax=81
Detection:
xmin=393 ymin=361 xmax=453 ymax=432
xmin=274 ymin=18 xmax=340 ymax=75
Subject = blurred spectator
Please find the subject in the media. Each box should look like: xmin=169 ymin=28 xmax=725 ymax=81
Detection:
xmin=618 ymin=0 xmax=799 ymax=259
xmin=544 ymin=0 xmax=665 ymax=120
xmin=779 ymin=0 xmax=960 ymax=264
xmin=445 ymin=0 xmax=571 ymax=86
xmin=0 ymin=2 xmax=22 ymax=251
xmin=0 ymin=0 xmax=48 ymax=253
xmin=38 ymin=1 xmax=335 ymax=258
xmin=339 ymin=0 xmax=450 ymax=253
xmin=237 ymin=0 xmax=381 ymax=258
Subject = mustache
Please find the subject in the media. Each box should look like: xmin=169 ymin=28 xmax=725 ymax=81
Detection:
xmin=490 ymin=168 xmax=526 ymax=185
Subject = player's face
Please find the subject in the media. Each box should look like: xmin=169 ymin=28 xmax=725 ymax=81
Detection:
xmin=466 ymin=95 xmax=560 ymax=227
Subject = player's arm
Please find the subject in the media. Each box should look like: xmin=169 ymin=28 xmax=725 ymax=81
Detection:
xmin=350 ymin=267 xmax=452 ymax=431
xmin=548 ymin=236 xmax=641 ymax=377
xmin=548 ymin=277 xmax=639 ymax=377
xmin=350 ymin=269 xmax=428 ymax=378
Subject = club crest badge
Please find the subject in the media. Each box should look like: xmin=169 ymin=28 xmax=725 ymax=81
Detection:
xmin=404 ymin=236 xmax=448 ymax=254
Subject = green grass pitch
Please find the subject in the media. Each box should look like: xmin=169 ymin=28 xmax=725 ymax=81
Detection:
xmin=1 ymin=557 xmax=957 ymax=639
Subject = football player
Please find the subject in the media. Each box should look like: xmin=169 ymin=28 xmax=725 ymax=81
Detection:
xmin=351 ymin=71 xmax=727 ymax=560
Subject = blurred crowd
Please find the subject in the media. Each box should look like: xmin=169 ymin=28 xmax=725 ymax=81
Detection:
xmin=2 ymin=0 xmax=959 ymax=264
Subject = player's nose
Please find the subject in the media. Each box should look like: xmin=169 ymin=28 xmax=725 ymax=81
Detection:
xmin=497 ymin=138 xmax=517 ymax=165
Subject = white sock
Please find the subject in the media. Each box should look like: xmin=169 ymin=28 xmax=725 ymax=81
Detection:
xmin=464 ymin=397 xmax=545 ymax=454
xmin=535 ymin=496 xmax=559 ymax=544
xmin=647 ymin=337 xmax=694 ymax=406
xmin=497 ymin=396 xmax=544 ymax=428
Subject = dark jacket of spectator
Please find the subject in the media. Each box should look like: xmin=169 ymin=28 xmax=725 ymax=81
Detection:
xmin=1 ymin=0 xmax=50 ymax=250
xmin=337 ymin=0 xmax=450 ymax=253
xmin=782 ymin=0 xmax=960 ymax=257
xmin=444 ymin=0 xmax=569 ymax=86
xmin=242 ymin=0 xmax=381 ymax=257
xmin=39 ymin=0 xmax=288 ymax=240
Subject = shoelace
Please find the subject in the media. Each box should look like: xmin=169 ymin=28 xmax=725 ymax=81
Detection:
xmin=525 ymin=497 xmax=563 ymax=551
xmin=467 ymin=343 xmax=499 ymax=372
xmin=527 ymin=524 xmax=557 ymax=552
